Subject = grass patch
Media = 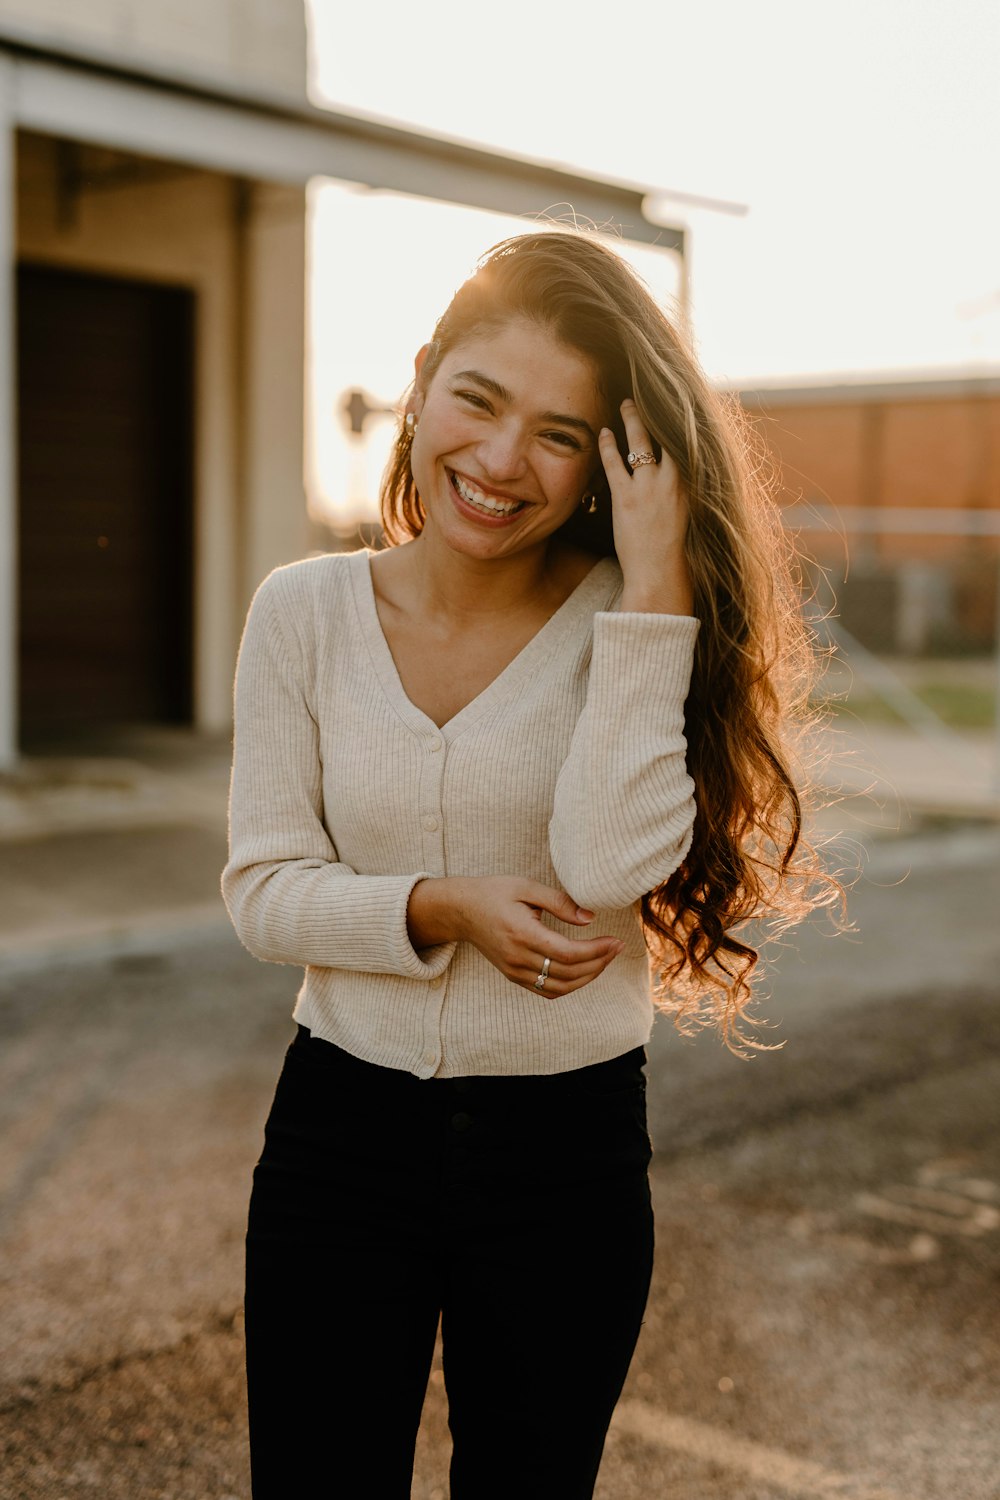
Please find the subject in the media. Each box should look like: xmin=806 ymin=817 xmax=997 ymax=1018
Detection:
xmin=819 ymin=682 xmax=996 ymax=729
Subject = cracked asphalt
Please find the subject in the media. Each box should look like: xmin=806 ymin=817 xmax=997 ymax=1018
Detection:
xmin=1 ymin=820 xmax=998 ymax=1499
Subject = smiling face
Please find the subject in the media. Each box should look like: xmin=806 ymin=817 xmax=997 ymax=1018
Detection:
xmin=408 ymin=318 xmax=606 ymax=562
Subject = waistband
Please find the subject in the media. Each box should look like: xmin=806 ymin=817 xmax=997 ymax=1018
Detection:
xmin=291 ymin=1024 xmax=645 ymax=1092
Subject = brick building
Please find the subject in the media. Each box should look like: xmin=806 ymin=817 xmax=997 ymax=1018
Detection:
xmin=736 ymin=377 xmax=1000 ymax=653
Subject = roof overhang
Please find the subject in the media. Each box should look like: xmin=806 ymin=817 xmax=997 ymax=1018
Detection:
xmin=0 ymin=34 xmax=684 ymax=253
xmin=734 ymin=373 xmax=1000 ymax=406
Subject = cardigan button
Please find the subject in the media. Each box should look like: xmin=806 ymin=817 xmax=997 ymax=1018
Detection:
xmin=422 ymin=815 xmax=439 ymax=832
xmin=451 ymin=1112 xmax=473 ymax=1132
xmin=427 ymin=735 xmax=443 ymax=752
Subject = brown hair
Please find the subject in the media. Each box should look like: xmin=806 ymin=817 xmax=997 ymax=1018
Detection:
xmin=380 ymin=229 xmax=842 ymax=1050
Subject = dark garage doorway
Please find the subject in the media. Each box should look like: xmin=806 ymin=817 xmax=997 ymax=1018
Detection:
xmin=17 ymin=264 xmax=195 ymax=747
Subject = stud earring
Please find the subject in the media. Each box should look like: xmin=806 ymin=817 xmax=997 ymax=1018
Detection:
xmin=404 ymin=412 xmax=417 ymax=436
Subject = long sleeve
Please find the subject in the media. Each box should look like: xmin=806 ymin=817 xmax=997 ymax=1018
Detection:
xmin=217 ymin=551 xmax=693 ymax=1077
xmin=221 ymin=576 xmax=454 ymax=979
xmin=548 ymin=610 xmax=700 ymax=911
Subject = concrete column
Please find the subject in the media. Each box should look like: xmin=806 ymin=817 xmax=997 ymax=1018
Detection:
xmin=0 ymin=65 xmax=16 ymax=769
xmin=240 ymin=180 xmax=309 ymax=603
xmin=190 ymin=180 xmax=243 ymax=737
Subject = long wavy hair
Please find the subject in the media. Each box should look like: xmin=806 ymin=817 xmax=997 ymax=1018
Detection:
xmin=380 ymin=229 xmax=842 ymax=1050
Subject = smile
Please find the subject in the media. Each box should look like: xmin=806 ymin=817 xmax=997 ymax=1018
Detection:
xmin=449 ymin=471 xmax=527 ymax=517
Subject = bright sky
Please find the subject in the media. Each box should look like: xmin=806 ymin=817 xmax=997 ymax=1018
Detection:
xmin=303 ymin=0 xmax=1000 ymax=526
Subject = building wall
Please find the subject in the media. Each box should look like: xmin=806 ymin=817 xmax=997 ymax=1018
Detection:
xmin=16 ymin=132 xmax=308 ymax=731
xmin=746 ymin=389 xmax=1000 ymax=515
xmin=740 ymin=384 xmax=1000 ymax=652
xmin=880 ymin=399 xmax=1000 ymax=509
xmin=0 ymin=0 xmax=308 ymax=105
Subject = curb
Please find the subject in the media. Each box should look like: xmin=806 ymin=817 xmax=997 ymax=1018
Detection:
xmin=0 ymin=904 xmax=233 ymax=976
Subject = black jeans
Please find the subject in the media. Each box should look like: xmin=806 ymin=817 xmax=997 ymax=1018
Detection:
xmin=245 ymin=1025 xmax=654 ymax=1499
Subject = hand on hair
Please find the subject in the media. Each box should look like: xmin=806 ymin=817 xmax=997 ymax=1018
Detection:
xmin=599 ymin=399 xmax=693 ymax=615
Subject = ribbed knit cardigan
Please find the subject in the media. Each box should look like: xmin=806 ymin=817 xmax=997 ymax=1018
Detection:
xmin=222 ymin=549 xmax=700 ymax=1078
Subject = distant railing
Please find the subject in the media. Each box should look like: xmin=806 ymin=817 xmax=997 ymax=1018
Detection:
xmin=790 ymin=506 xmax=1000 ymax=797
xmin=783 ymin=504 xmax=1000 ymax=537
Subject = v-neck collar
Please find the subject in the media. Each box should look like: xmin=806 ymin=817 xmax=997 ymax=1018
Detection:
xmin=349 ymin=549 xmax=620 ymax=740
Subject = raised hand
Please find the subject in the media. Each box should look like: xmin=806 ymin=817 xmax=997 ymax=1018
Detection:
xmin=407 ymin=875 xmax=624 ymax=996
xmin=598 ymin=398 xmax=694 ymax=616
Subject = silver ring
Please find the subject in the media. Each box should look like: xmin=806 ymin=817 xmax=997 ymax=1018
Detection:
xmin=627 ymin=450 xmax=656 ymax=468
xmin=533 ymin=955 xmax=551 ymax=991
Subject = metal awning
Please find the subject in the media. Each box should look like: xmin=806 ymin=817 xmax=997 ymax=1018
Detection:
xmin=1 ymin=34 xmax=684 ymax=252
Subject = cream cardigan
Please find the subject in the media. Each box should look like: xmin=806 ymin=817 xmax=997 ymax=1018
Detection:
xmin=222 ymin=549 xmax=699 ymax=1078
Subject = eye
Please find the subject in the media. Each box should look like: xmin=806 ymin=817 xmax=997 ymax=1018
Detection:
xmin=455 ymin=389 xmax=490 ymax=411
xmin=544 ymin=430 xmax=583 ymax=451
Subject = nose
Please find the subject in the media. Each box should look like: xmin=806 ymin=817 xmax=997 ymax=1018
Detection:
xmin=476 ymin=418 xmax=529 ymax=481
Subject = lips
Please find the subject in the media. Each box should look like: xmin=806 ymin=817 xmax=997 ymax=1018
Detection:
xmin=449 ymin=470 xmax=528 ymax=518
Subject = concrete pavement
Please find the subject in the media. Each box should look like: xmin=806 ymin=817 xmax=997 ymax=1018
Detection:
xmin=1 ymin=720 xmax=998 ymax=1498
xmin=0 ymin=730 xmax=231 ymax=970
xmin=2 ymin=839 xmax=998 ymax=1498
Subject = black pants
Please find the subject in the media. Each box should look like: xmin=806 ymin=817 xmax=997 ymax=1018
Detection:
xmin=245 ymin=1025 xmax=654 ymax=1499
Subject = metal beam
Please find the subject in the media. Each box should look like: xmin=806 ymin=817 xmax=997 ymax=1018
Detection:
xmin=782 ymin=504 xmax=1000 ymax=536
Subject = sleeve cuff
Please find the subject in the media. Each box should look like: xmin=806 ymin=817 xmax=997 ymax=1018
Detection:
xmin=394 ymin=873 xmax=458 ymax=980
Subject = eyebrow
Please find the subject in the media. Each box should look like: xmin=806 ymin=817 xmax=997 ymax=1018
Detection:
xmin=451 ymin=369 xmax=597 ymax=441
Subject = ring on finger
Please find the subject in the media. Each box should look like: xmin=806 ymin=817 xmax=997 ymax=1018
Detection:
xmin=627 ymin=450 xmax=656 ymax=468
xmin=533 ymin=955 xmax=551 ymax=991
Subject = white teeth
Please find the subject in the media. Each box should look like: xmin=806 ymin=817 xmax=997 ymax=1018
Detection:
xmin=453 ymin=473 xmax=524 ymax=515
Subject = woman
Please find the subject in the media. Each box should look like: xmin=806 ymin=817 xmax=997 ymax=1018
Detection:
xmin=222 ymin=230 xmax=832 ymax=1498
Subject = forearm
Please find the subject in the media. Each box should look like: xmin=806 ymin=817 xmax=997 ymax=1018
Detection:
xmin=618 ymin=545 xmax=694 ymax=616
xmin=223 ymin=858 xmax=454 ymax=976
xmin=406 ymin=876 xmax=475 ymax=948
